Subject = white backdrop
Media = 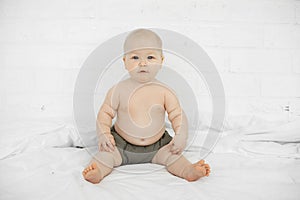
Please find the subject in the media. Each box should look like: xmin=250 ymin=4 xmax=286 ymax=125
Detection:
xmin=0 ymin=0 xmax=300 ymax=123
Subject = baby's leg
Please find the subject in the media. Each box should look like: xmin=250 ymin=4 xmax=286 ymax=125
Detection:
xmin=152 ymin=144 xmax=210 ymax=182
xmin=169 ymin=157 xmax=211 ymax=182
xmin=82 ymin=148 xmax=122 ymax=184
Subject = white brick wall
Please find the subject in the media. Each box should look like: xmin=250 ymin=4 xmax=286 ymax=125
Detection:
xmin=293 ymin=50 xmax=300 ymax=74
xmin=297 ymin=2 xmax=300 ymax=24
xmin=0 ymin=0 xmax=300 ymax=122
xmin=261 ymin=75 xmax=300 ymax=97
xmin=264 ymin=24 xmax=300 ymax=48
xmin=0 ymin=44 xmax=93 ymax=68
xmin=229 ymin=48 xmax=292 ymax=73
xmin=226 ymin=0 xmax=295 ymax=23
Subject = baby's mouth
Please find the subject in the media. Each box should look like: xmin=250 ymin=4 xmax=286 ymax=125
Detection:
xmin=138 ymin=70 xmax=149 ymax=73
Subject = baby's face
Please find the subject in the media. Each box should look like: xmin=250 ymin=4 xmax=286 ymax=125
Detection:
xmin=123 ymin=49 xmax=164 ymax=83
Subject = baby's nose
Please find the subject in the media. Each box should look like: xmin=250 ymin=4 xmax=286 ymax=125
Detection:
xmin=139 ymin=60 xmax=147 ymax=66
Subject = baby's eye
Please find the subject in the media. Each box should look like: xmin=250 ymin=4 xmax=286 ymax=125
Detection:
xmin=131 ymin=56 xmax=139 ymax=60
xmin=147 ymin=56 xmax=155 ymax=59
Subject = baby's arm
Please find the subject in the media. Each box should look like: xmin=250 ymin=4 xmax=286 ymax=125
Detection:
xmin=97 ymin=86 xmax=119 ymax=152
xmin=164 ymin=89 xmax=188 ymax=154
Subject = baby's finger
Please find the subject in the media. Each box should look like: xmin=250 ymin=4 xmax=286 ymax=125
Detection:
xmin=110 ymin=138 xmax=116 ymax=146
xmin=103 ymin=143 xmax=110 ymax=152
xmin=107 ymin=142 xmax=115 ymax=152
xmin=169 ymin=139 xmax=175 ymax=145
xmin=171 ymin=146 xmax=180 ymax=154
xmin=176 ymin=149 xmax=183 ymax=154
xmin=99 ymin=144 xmax=104 ymax=151
xmin=172 ymin=150 xmax=180 ymax=154
xmin=170 ymin=145 xmax=176 ymax=152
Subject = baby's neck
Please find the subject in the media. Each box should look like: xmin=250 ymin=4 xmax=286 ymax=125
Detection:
xmin=128 ymin=77 xmax=159 ymax=85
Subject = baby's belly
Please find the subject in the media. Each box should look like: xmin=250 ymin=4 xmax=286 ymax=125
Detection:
xmin=115 ymin=108 xmax=166 ymax=146
xmin=114 ymin=124 xmax=166 ymax=146
xmin=115 ymin=104 xmax=167 ymax=145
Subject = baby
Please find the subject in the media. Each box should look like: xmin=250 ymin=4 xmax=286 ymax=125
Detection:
xmin=82 ymin=29 xmax=210 ymax=184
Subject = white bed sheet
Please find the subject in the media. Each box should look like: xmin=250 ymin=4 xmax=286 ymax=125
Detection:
xmin=1 ymin=118 xmax=300 ymax=200
xmin=0 ymin=146 xmax=299 ymax=200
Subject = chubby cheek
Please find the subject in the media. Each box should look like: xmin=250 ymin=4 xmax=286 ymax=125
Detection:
xmin=125 ymin=64 xmax=138 ymax=72
xmin=124 ymin=59 xmax=137 ymax=72
xmin=152 ymin=63 xmax=162 ymax=69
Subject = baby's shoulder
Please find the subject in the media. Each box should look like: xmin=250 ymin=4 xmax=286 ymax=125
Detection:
xmin=106 ymin=80 xmax=129 ymax=96
xmin=114 ymin=79 xmax=132 ymax=90
xmin=109 ymin=79 xmax=135 ymax=96
xmin=152 ymin=80 xmax=176 ymax=94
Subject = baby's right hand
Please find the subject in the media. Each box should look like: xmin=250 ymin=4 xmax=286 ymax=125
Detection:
xmin=98 ymin=133 xmax=115 ymax=152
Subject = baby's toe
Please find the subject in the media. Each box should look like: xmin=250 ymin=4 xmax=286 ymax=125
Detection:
xmin=91 ymin=162 xmax=98 ymax=169
xmin=83 ymin=165 xmax=93 ymax=173
xmin=204 ymin=164 xmax=210 ymax=169
xmin=197 ymin=160 xmax=205 ymax=166
xmin=82 ymin=169 xmax=88 ymax=175
xmin=206 ymin=168 xmax=211 ymax=176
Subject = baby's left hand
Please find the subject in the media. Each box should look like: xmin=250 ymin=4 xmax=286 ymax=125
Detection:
xmin=170 ymin=134 xmax=187 ymax=154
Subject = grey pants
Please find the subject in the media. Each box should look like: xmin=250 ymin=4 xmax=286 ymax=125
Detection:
xmin=110 ymin=125 xmax=173 ymax=165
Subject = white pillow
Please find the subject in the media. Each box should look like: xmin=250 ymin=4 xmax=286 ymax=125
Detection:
xmin=0 ymin=120 xmax=76 ymax=159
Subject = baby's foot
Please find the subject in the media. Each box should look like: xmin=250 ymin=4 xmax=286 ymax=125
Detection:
xmin=82 ymin=162 xmax=103 ymax=184
xmin=183 ymin=160 xmax=210 ymax=182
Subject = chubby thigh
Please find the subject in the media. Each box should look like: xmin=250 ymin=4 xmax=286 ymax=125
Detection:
xmin=111 ymin=125 xmax=172 ymax=165
xmin=92 ymin=148 xmax=122 ymax=168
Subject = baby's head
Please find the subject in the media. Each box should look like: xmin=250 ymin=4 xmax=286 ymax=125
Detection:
xmin=123 ymin=29 xmax=164 ymax=83
xmin=123 ymin=29 xmax=163 ymax=54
